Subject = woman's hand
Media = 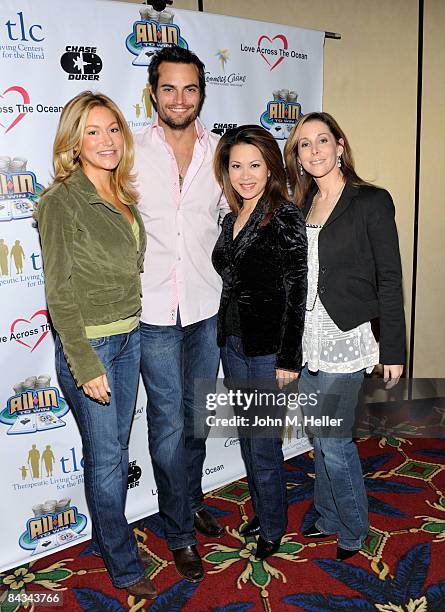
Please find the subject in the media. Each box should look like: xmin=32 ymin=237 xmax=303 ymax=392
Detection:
xmin=383 ymin=364 xmax=404 ymax=389
xmin=276 ymin=368 xmax=299 ymax=389
xmin=82 ymin=374 xmax=111 ymax=404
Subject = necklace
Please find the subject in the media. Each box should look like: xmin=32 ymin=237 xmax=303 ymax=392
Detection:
xmin=305 ymin=179 xmax=345 ymax=224
xmin=233 ymin=204 xmax=255 ymax=238
xmin=305 ymin=180 xmax=345 ymax=312
xmin=177 ymin=157 xmax=190 ymax=191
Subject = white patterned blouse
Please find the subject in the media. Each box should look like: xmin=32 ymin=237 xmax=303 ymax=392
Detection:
xmin=302 ymin=224 xmax=379 ymax=374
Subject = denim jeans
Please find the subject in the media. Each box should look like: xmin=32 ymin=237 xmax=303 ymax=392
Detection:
xmin=55 ymin=328 xmax=144 ymax=588
xmin=298 ymin=366 xmax=368 ymax=550
xmin=140 ymin=313 xmax=220 ymax=550
xmin=221 ymin=335 xmax=287 ymax=541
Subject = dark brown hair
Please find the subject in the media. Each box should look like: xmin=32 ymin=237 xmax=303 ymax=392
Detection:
xmin=284 ymin=111 xmax=368 ymax=206
xmin=148 ymin=46 xmax=206 ymax=115
xmin=214 ymin=125 xmax=290 ymax=225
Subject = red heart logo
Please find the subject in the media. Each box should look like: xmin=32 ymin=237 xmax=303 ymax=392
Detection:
xmin=10 ymin=309 xmax=51 ymax=352
xmin=257 ymin=34 xmax=288 ymax=70
xmin=0 ymin=85 xmax=31 ymax=134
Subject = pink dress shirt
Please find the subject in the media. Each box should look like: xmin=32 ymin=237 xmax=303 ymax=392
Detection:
xmin=134 ymin=117 xmax=230 ymax=326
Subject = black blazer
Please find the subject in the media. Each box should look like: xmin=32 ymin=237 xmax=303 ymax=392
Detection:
xmin=303 ymin=182 xmax=406 ymax=365
xmin=212 ymin=199 xmax=307 ymax=371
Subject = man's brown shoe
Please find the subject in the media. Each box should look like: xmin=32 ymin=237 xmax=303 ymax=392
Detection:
xmin=172 ymin=545 xmax=204 ymax=582
xmin=137 ymin=546 xmax=153 ymax=565
xmin=194 ymin=509 xmax=224 ymax=538
xmin=126 ymin=575 xmax=157 ymax=599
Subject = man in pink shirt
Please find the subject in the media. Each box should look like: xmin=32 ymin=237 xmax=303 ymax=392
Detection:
xmin=134 ymin=46 xmax=229 ymax=583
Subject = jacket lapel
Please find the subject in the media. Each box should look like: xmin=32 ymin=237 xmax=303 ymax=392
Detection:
xmin=323 ymin=182 xmax=359 ymax=229
xmin=232 ymin=199 xmax=265 ymax=260
xmin=302 ymin=181 xmax=359 ymax=228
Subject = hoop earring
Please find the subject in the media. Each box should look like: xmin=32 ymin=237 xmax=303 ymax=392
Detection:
xmin=337 ymin=155 xmax=342 ymax=168
xmin=298 ymin=162 xmax=304 ymax=176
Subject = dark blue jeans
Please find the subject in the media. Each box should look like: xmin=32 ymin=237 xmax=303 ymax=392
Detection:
xmin=221 ymin=335 xmax=287 ymax=541
xmin=298 ymin=366 xmax=368 ymax=550
xmin=55 ymin=328 xmax=144 ymax=588
xmin=140 ymin=313 xmax=220 ymax=550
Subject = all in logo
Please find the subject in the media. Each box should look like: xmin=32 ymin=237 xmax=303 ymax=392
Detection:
xmin=260 ymin=88 xmax=302 ymax=141
xmin=0 ymin=156 xmax=43 ymax=221
xmin=19 ymin=500 xmax=87 ymax=555
xmin=126 ymin=6 xmax=188 ymax=66
xmin=60 ymin=46 xmax=103 ymax=81
xmin=0 ymin=375 xmax=69 ymax=435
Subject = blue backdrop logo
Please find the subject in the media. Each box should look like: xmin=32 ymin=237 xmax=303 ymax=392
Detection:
xmin=126 ymin=7 xmax=188 ymax=66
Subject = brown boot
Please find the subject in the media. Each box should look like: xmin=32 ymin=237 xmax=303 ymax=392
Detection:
xmin=126 ymin=575 xmax=157 ymax=599
xmin=172 ymin=545 xmax=204 ymax=582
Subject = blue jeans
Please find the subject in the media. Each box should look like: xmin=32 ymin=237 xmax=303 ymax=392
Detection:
xmin=55 ymin=328 xmax=144 ymax=588
xmin=221 ymin=335 xmax=287 ymax=541
xmin=298 ymin=366 xmax=368 ymax=550
xmin=140 ymin=313 xmax=220 ymax=550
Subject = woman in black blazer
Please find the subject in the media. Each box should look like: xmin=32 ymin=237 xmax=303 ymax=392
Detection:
xmin=212 ymin=125 xmax=307 ymax=561
xmin=284 ymin=112 xmax=405 ymax=561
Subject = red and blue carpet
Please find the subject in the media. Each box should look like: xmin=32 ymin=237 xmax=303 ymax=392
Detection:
xmin=1 ymin=436 xmax=445 ymax=611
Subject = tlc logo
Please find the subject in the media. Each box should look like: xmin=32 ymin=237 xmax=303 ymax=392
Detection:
xmin=3 ymin=12 xmax=44 ymax=43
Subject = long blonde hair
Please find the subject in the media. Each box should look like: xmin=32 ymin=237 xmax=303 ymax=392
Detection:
xmin=284 ymin=112 xmax=368 ymax=207
xmin=47 ymin=91 xmax=137 ymax=206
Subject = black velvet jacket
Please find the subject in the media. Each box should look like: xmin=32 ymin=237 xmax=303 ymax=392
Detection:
xmin=212 ymin=199 xmax=307 ymax=371
xmin=303 ymin=181 xmax=406 ymax=365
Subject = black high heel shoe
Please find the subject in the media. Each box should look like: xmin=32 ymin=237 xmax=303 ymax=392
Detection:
xmin=239 ymin=516 xmax=260 ymax=537
xmin=336 ymin=546 xmax=360 ymax=561
xmin=255 ymin=535 xmax=281 ymax=561
xmin=301 ymin=523 xmax=330 ymax=539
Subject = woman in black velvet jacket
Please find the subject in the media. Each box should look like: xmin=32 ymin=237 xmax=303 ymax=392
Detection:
xmin=212 ymin=125 xmax=307 ymax=561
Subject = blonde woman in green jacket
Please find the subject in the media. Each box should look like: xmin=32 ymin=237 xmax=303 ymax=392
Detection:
xmin=37 ymin=91 xmax=156 ymax=599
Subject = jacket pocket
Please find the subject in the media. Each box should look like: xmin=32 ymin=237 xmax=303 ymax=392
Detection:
xmin=87 ymin=286 xmax=124 ymax=305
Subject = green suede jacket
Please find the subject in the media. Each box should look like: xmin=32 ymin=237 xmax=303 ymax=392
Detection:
xmin=37 ymin=169 xmax=147 ymax=386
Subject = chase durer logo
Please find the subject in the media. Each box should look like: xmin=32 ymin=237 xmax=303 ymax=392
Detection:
xmin=60 ymin=46 xmax=103 ymax=81
xmin=126 ymin=6 xmax=188 ymax=66
xmin=211 ymin=123 xmax=238 ymax=137
xmin=128 ymin=460 xmax=142 ymax=489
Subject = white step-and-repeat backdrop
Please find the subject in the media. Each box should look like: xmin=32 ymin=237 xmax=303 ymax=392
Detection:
xmin=0 ymin=0 xmax=323 ymax=572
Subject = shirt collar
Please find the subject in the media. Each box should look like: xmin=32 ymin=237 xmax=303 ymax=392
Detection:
xmin=68 ymin=168 xmax=123 ymax=210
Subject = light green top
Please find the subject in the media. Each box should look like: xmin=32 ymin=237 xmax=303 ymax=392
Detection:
xmin=85 ymin=218 xmax=140 ymax=339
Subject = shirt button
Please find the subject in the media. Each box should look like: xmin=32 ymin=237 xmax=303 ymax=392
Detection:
xmin=177 ymin=232 xmax=181 ymax=236
xmin=320 ymin=286 xmax=326 ymax=294
xmin=321 ymin=266 xmax=327 ymax=273
xmin=177 ymin=256 xmax=181 ymax=261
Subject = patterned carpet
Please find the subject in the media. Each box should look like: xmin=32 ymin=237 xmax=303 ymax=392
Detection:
xmin=1 ymin=436 xmax=445 ymax=611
